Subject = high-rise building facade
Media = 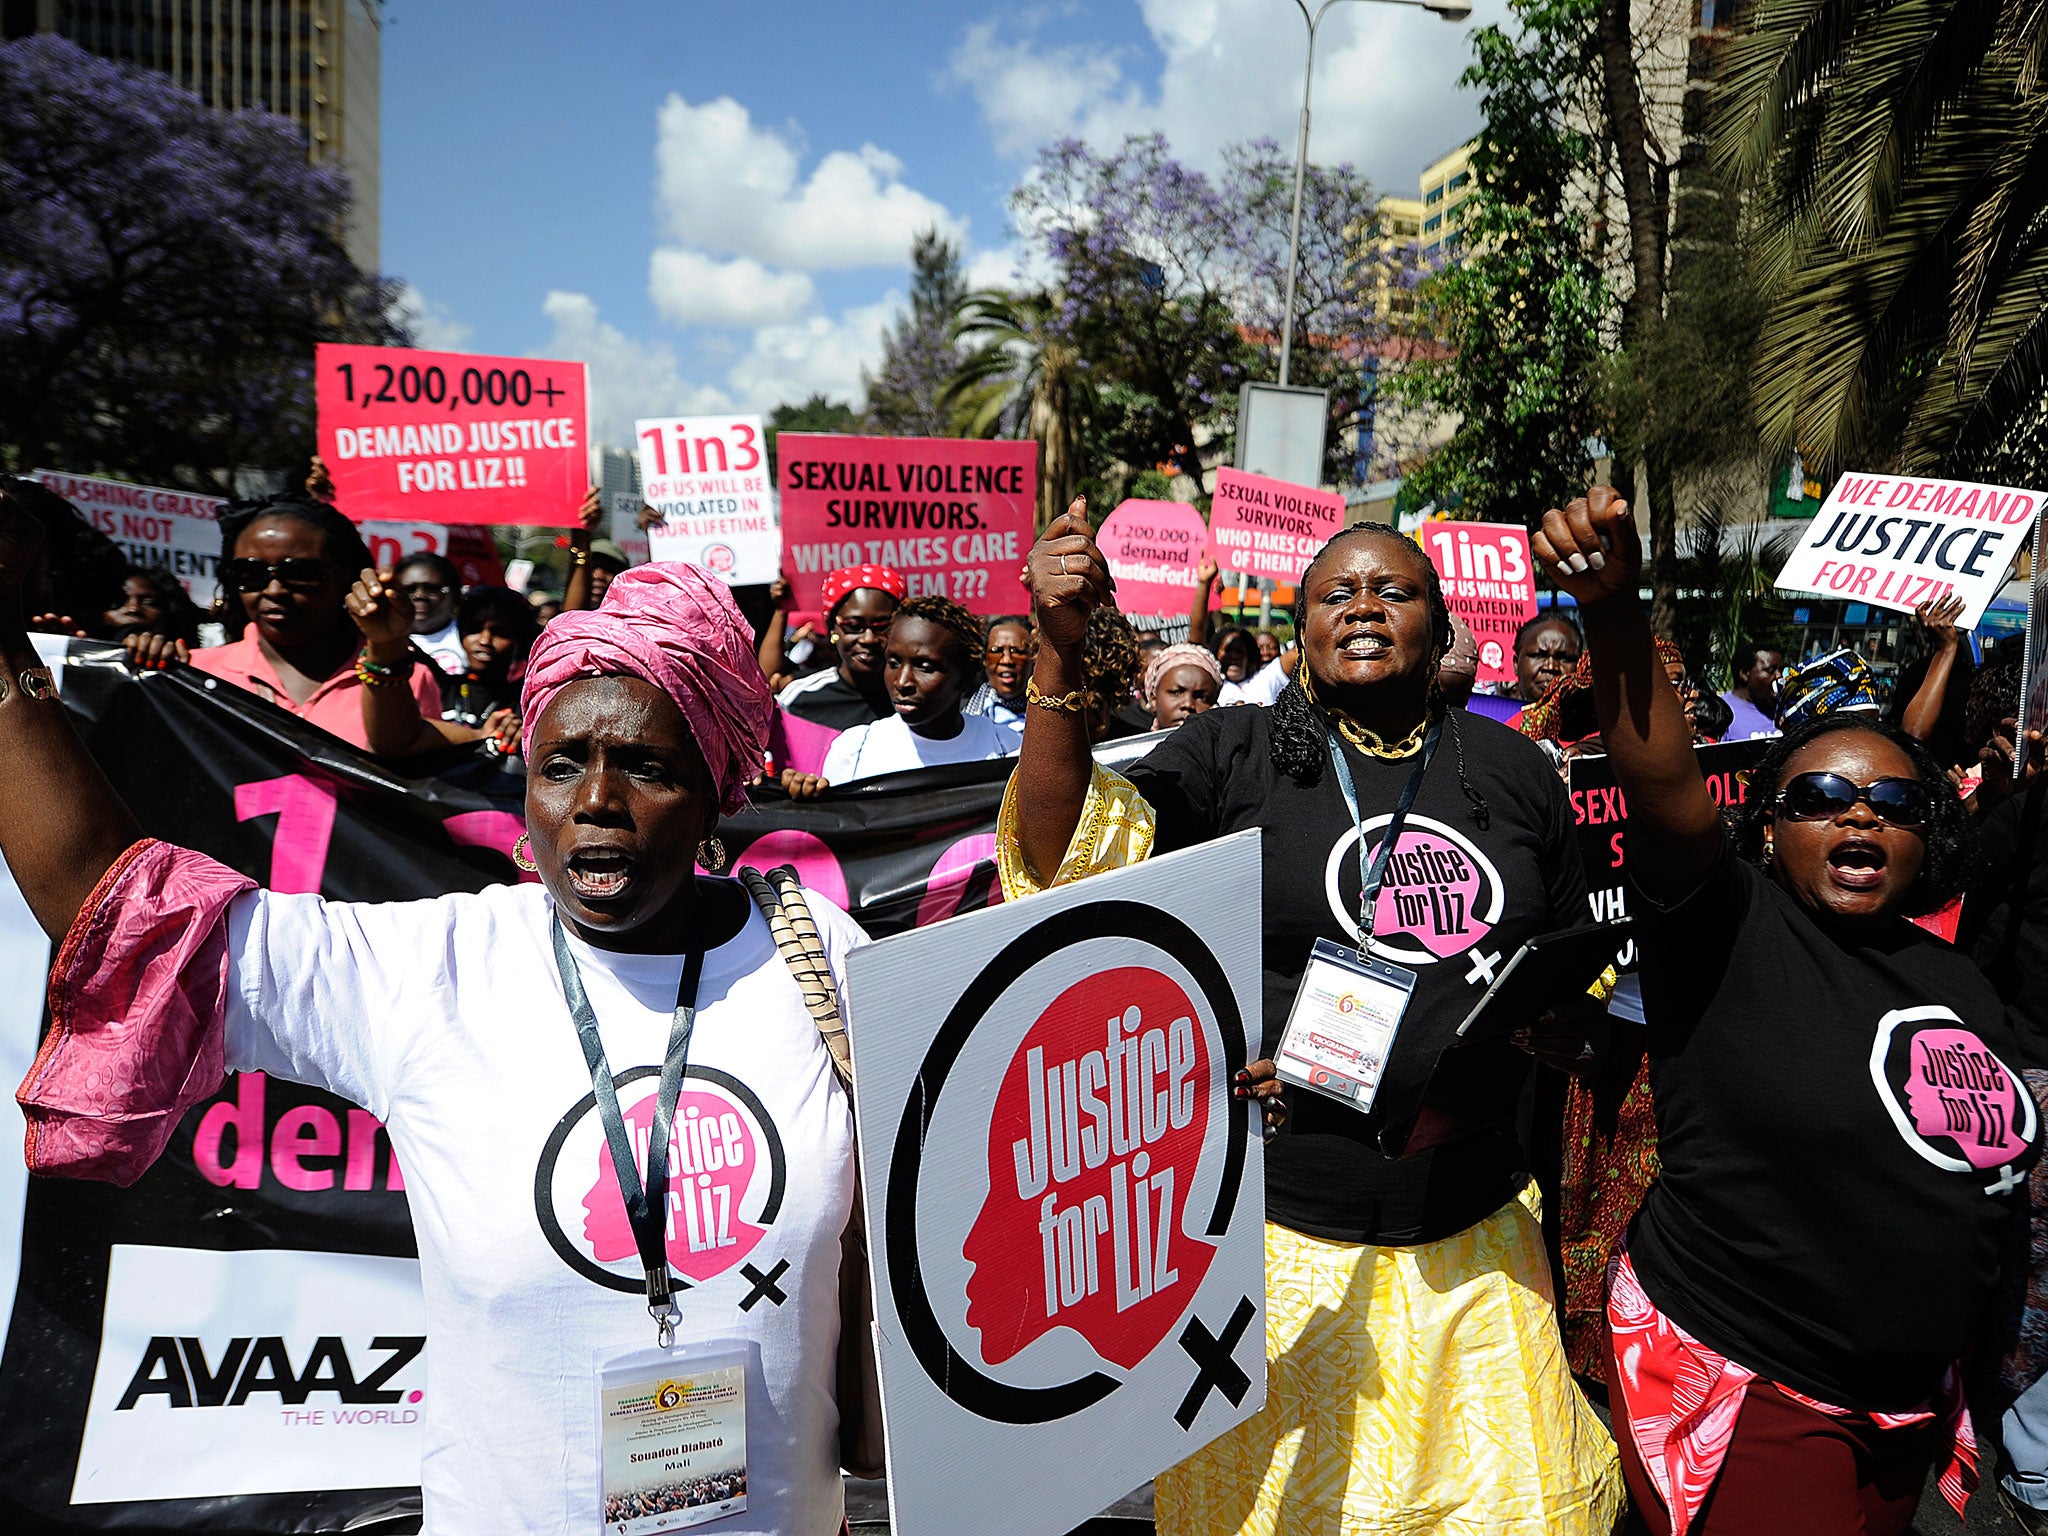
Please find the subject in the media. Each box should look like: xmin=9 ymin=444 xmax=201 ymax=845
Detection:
xmin=1 ymin=0 xmax=383 ymax=270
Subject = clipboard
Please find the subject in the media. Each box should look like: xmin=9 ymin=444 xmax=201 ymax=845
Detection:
xmin=1366 ymin=919 xmax=1632 ymax=1159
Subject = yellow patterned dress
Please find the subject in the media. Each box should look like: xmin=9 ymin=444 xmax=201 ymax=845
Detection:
xmin=996 ymin=765 xmax=1623 ymax=1536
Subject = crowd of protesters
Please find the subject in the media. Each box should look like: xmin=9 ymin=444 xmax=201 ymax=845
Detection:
xmin=9 ymin=459 xmax=2048 ymax=1536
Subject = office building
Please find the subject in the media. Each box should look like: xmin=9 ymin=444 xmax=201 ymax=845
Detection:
xmin=2 ymin=0 xmax=383 ymax=270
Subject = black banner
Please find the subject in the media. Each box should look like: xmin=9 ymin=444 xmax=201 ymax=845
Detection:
xmin=0 ymin=645 xmax=1120 ymax=1534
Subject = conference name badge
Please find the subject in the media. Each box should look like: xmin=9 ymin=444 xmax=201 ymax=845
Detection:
xmin=1274 ymin=938 xmax=1418 ymax=1113
xmin=595 ymin=1342 xmax=750 ymax=1534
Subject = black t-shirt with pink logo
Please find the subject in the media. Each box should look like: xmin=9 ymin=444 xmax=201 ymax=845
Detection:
xmin=1129 ymin=704 xmax=1587 ymax=1245
xmin=1630 ymin=849 xmax=2041 ymax=1412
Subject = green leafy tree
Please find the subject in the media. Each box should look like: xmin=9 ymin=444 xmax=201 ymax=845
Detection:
xmin=1389 ymin=0 xmax=1612 ymax=525
xmin=1718 ymin=0 xmax=2048 ymax=482
xmin=945 ymin=289 xmax=1093 ymax=529
xmin=863 ymin=228 xmax=967 ymax=437
xmin=764 ymin=394 xmax=859 ymax=479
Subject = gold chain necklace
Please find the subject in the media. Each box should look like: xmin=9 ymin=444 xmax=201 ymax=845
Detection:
xmin=1300 ymin=667 xmax=1429 ymax=759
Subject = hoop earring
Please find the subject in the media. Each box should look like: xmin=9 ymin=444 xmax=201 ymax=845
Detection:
xmin=1760 ymin=836 xmax=1775 ymax=871
xmin=828 ymin=631 xmax=842 ymax=645
xmin=696 ymin=835 xmax=727 ymax=873
xmin=512 ymin=833 xmax=539 ymax=873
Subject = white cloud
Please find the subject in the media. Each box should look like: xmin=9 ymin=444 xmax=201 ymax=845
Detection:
xmin=534 ymin=291 xmax=730 ymax=446
xmin=727 ymin=296 xmax=901 ymax=411
xmin=945 ymin=0 xmax=1501 ymax=195
xmin=390 ymin=283 xmax=473 ymax=352
xmin=652 ymin=93 xmax=964 ymax=272
xmin=648 ymin=249 xmax=815 ymax=328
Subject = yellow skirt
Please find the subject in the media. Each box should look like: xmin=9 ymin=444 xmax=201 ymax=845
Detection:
xmin=1154 ymin=1184 xmax=1623 ymax=1536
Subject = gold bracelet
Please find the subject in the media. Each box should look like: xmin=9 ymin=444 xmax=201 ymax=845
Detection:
xmin=1026 ymin=676 xmax=1093 ymax=713
xmin=0 ymin=667 xmax=57 ymax=706
xmin=568 ymin=547 xmax=591 ymax=568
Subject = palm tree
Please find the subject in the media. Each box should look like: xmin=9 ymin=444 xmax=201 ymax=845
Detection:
xmin=944 ymin=290 xmax=1095 ymax=531
xmin=1715 ymin=0 xmax=2048 ymax=479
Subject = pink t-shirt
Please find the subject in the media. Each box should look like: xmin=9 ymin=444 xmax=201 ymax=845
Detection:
xmin=190 ymin=632 xmax=441 ymax=751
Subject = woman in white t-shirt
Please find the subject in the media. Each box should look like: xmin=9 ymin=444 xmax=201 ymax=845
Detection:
xmin=0 ymin=505 xmax=875 ymax=1536
xmin=807 ymin=596 xmax=1017 ymax=788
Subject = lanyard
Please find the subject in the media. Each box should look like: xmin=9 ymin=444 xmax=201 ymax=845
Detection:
xmin=1325 ymin=716 xmax=1442 ymax=947
xmin=552 ymin=916 xmax=704 ymax=1348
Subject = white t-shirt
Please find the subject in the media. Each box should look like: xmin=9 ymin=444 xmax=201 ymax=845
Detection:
xmin=222 ymin=879 xmax=863 ymax=1536
xmin=1222 ymin=656 xmax=1290 ymax=707
xmin=819 ymin=711 xmax=1016 ymax=785
xmin=413 ymin=620 xmax=467 ymax=677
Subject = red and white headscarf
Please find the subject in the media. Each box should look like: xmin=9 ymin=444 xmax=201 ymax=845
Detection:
xmin=520 ymin=563 xmax=772 ymax=814
xmin=821 ymin=563 xmax=907 ymax=614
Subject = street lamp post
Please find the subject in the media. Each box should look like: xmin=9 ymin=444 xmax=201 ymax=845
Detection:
xmin=1276 ymin=0 xmax=1473 ymax=387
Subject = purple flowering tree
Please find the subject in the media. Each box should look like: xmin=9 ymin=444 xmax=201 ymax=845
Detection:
xmin=1008 ymin=133 xmax=1393 ymax=493
xmin=0 ymin=35 xmax=406 ymax=491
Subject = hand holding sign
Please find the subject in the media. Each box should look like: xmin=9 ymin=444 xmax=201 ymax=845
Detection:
xmin=1534 ymin=486 xmax=1639 ymax=608
xmin=1028 ymin=499 xmax=1115 ymax=650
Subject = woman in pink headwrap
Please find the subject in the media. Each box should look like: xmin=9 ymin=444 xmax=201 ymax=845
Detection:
xmin=0 ymin=491 xmax=875 ymax=1535
xmin=772 ymin=562 xmax=907 ymax=775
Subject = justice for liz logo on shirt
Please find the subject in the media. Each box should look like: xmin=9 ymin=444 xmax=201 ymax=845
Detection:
xmin=1873 ymin=1006 xmax=2038 ymax=1190
xmin=1324 ymin=813 xmax=1506 ymax=969
xmin=534 ymin=1067 xmax=788 ymax=1294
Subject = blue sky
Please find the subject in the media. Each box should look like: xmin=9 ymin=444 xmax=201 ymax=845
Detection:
xmin=381 ymin=0 xmax=1500 ymax=446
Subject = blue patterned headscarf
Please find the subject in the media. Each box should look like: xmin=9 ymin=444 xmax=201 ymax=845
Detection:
xmin=1774 ymin=649 xmax=1882 ymax=730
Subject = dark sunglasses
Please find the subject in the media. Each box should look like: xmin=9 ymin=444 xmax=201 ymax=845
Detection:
xmin=1775 ymin=771 xmax=1932 ymax=827
xmin=223 ymin=557 xmax=329 ymax=593
xmin=835 ymin=616 xmax=894 ymax=638
xmin=400 ymin=580 xmax=453 ymax=598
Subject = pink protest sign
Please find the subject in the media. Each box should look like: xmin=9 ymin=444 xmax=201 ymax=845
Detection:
xmin=1417 ymin=522 xmax=1538 ymax=688
xmin=779 ymin=434 xmax=1036 ymax=615
xmin=316 ymin=344 xmax=589 ymax=526
xmin=1096 ymin=498 xmax=1208 ymax=635
xmin=1206 ymin=467 xmax=1344 ymax=583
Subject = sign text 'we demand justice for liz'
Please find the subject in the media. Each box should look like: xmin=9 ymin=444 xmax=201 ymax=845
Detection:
xmin=1775 ymin=470 xmax=2039 ymax=627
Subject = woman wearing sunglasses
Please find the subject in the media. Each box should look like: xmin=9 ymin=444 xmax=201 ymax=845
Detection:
xmin=1538 ymin=487 xmax=2038 ymax=1536
xmin=127 ymin=494 xmax=442 ymax=751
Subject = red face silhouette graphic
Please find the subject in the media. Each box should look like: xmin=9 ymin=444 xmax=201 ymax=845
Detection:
xmin=580 ymin=1086 xmax=767 ymax=1284
xmin=962 ymin=967 xmax=1217 ymax=1372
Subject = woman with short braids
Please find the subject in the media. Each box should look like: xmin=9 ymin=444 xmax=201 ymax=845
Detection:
xmin=1540 ymin=486 xmax=2038 ymax=1536
xmin=1002 ymin=499 xmax=1621 ymax=1536
xmin=801 ymin=594 xmax=1017 ymax=788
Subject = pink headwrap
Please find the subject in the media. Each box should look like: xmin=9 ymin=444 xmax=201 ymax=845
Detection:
xmin=520 ymin=564 xmax=772 ymax=814
xmin=1143 ymin=642 xmax=1225 ymax=705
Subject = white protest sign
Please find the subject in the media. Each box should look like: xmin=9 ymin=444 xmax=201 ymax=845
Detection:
xmin=1773 ymin=470 xmax=2039 ymax=627
xmin=35 ymin=470 xmax=223 ymax=606
xmin=845 ymin=833 xmax=1266 ymax=1536
xmin=635 ymin=414 xmax=778 ymax=585
xmin=2015 ymin=516 xmax=2048 ymax=771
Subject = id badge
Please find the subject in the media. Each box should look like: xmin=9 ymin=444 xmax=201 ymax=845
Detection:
xmin=595 ymin=1341 xmax=750 ymax=1533
xmin=1275 ymin=938 xmax=1418 ymax=1113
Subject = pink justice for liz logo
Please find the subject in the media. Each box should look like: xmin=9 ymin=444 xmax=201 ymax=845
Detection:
xmin=1871 ymin=1006 xmax=2037 ymax=1186
xmin=579 ymin=1086 xmax=767 ymax=1283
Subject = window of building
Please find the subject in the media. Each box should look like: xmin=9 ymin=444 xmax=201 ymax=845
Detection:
xmin=1424 ymin=213 xmax=1442 ymax=232
xmin=1424 ymin=185 xmax=1444 ymax=205
xmin=1448 ymin=170 xmax=1471 ymax=191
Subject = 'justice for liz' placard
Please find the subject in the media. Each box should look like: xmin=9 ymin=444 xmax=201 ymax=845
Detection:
xmin=844 ymin=834 xmax=1266 ymax=1536
xmin=1774 ymin=471 xmax=2039 ymax=628
xmin=315 ymin=344 xmax=589 ymax=526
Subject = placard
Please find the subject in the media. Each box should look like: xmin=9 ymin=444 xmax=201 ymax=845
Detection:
xmin=845 ymin=834 xmax=1266 ymax=1536
xmin=1418 ymin=522 xmax=1538 ymax=688
xmin=1206 ymin=467 xmax=1343 ymax=584
xmin=636 ymin=413 xmax=779 ymax=585
xmin=2016 ymin=514 xmax=2048 ymax=764
xmin=357 ymin=521 xmax=507 ymax=587
xmin=35 ymin=470 xmax=224 ymax=606
xmin=1097 ymin=499 xmax=1207 ymax=639
xmin=315 ymin=344 xmax=588 ymax=526
xmin=778 ymin=434 xmax=1035 ymax=615
xmin=1773 ymin=470 xmax=2039 ymax=628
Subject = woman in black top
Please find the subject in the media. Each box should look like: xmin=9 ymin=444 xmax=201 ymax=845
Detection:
xmin=437 ymin=585 xmax=538 ymax=728
xmin=1539 ymin=487 xmax=2038 ymax=1536
xmin=1001 ymin=501 xmax=1622 ymax=1536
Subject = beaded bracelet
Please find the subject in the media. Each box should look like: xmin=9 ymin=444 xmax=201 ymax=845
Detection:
xmin=354 ymin=649 xmax=416 ymax=689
